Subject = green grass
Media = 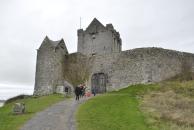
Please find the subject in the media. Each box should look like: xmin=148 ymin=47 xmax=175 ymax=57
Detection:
xmin=76 ymin=81 xmax=194 ymax=130
xmin=76 ymin=84 xmax=158 ymax=130
xmin=0 ymin=94 xmax=64 ymax=130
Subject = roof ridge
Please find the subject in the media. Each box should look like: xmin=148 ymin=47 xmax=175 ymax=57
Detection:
xmin=43 ymin=36 xmax=64 ymax=47
xmin=86 ymin=18 xmax=105 ymax=31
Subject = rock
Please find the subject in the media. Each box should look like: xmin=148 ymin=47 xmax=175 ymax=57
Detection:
xmin=13 ymin=103 xmax=25 ymax=114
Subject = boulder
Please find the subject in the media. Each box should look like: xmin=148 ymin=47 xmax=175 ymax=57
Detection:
xmin=13 ymin=103 xmax=25 ymax=114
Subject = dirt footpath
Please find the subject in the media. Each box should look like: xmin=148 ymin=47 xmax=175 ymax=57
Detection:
xmin=20 ymin=97 xmax=89 ymax=130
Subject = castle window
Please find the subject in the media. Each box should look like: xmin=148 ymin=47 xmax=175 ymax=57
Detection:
xmin=92 ymin=34 xmax=96 ymax=39
xmin=60 ymin=45 xmax=64 ymax=49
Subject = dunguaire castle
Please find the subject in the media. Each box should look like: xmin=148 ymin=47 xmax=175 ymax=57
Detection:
xmin=34 ymin=18 xmax=194 ymax=95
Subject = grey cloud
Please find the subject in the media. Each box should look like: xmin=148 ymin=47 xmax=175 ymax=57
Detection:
xmin=0 ymin=0 xmax=194 ymax=88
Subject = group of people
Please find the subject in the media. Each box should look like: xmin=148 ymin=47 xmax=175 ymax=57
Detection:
xmin=74 ymin=84 xmax=86 ymax=100
xmin=74 ymin=84 xmax=97 ymax=100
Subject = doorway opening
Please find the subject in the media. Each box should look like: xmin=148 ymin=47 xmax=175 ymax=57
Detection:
xmin=91 ymin=73 xmax=107 ymax=93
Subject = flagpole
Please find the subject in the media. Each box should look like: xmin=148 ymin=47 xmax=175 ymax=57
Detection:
xmin=80 ymin=17 xmax=82 ymax=29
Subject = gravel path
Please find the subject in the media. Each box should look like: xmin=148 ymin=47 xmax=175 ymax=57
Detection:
xmin=20 ymin=97 xmax=89 ymax=130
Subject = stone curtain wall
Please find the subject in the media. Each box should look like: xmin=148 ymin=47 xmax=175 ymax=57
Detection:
xmin=34 ymin=43 xmax=66 ymax=95
xmin=64 ymin=53 xmax=91 ymax=87
xmin=87 ymin=48 xmax=194 ymax=91
xmin=35 ymin=46 xmax=194 ymax=95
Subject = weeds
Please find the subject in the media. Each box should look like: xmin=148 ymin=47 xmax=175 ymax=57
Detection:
xmin=141 ymin=81 xmax=194 ymax=129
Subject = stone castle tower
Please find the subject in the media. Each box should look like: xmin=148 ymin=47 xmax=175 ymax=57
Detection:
xmin=77 ymin=18 xmax=122 ymax=56
xmin=34 ymin=18 xmax=194 ymax=96
xmin=34 ymin=36 xmax=68 ymax=95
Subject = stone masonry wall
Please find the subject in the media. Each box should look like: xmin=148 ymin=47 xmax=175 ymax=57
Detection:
xmin=35 ymin=45 xmax=194 ymax=95
xmin=77 ymin=23 xmax=121 ymax=56
xmin=34 ymin=43 xmax=66 ymax=95
xmin=86 ymin=48 xmax=194 ymax=91
xmin=64 ymin=53 xmax=91 ymax=87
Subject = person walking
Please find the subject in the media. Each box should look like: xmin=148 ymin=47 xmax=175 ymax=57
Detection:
xmin=75 ymin=86 xmax=80 ymax=100
xmin=79 ymin=85 xmax=84 ymax=98
xmin=64 ymin=86 xmax=69 ymax=97
xmin=92 ymin=87 xmax=96 ymax=96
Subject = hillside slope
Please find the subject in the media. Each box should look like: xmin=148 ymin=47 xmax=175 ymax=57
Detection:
xmin=76 ymin=81 xmax=194 ymax=130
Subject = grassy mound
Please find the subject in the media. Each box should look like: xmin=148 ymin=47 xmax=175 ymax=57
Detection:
xmin=0 ymin=94 xmax=64 ymax=130
xmin=76 ymin=81 xmax=194 ymax=130
xmin=76 ymin=84 xmax=157 ymax=130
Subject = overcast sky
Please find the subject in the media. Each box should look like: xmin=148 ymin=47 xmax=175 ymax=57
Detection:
xmin=0 ymin=0 xmax=194 ymax=90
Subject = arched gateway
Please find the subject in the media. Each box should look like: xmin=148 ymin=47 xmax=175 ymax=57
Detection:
xmin=91 ymin=73 xmax=107 ymax=93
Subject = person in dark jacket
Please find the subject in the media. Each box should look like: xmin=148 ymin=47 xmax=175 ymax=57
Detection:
xmin=64 ymin=86 xmax=69 ymax=97
xmin=92 ymin=88 xmax=96 ymax=96
xmin=75 ymin=86 xmax=80 ymax=100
